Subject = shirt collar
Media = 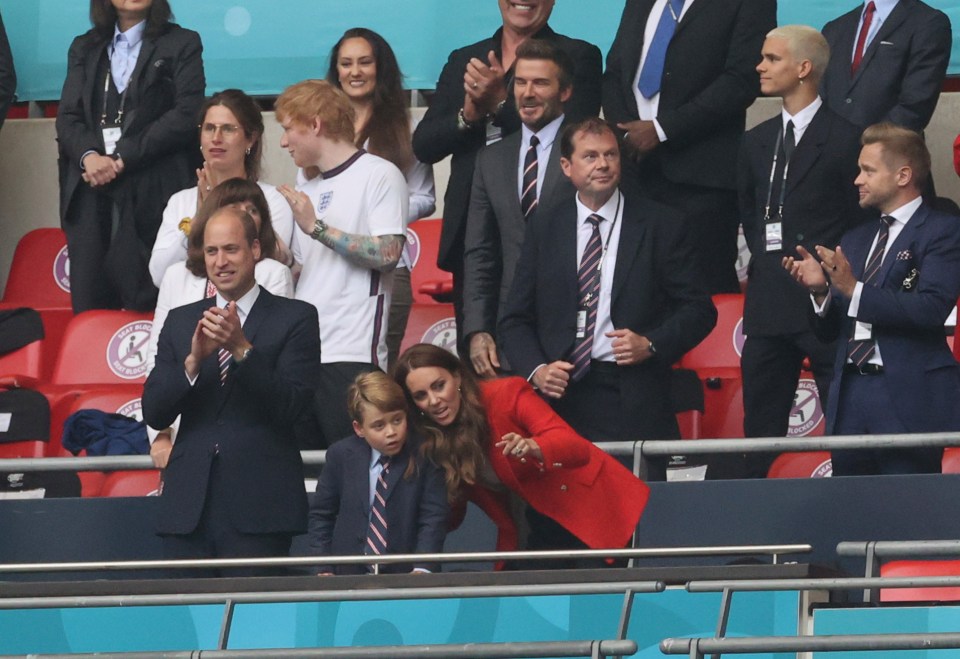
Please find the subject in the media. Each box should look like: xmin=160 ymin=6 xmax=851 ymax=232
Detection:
xmin=113 ymin=20 xmax=146 ymax=48
xmin=867 ymin=0 xmax=899 ymax=23
xmin=521 ymin=113 xmax=565 ymax=151
xmin=215 ymin=283 xmax=261 ymax=321
xmin=369 ymin=448 xmax=384 ymax=470
xmin=575 ymin=189 xmax=623 ymax=226
xmin=885 ymin=195 xmax=923 ymax=227
xmin=781 ymin=96 xmax=822 ymax=134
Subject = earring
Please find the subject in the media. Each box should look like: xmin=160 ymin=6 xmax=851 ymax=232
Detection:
xmin=798 ymin=77 xmax=805 ymax=85
xmin=245 ymin=147 xmax=251 ymax=155
xmin=458 ymin=385 xmax=462 ymax=393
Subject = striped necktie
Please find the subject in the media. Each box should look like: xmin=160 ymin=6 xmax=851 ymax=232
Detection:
xmin=365 ymin=454 xmax=391 ymax=570
xmin=521 ymin=135 xmax=540 ymax=218
xmin=846 ymin=215 xmax=893 ymax=366
xmin=206 ymin=281 xmax=231 ymax=386
xmin=570 ymin=214 xmax=604 ymax=382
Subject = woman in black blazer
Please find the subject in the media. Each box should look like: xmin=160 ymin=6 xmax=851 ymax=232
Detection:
xmin=56 ymin=0 xmax=205 ymax=312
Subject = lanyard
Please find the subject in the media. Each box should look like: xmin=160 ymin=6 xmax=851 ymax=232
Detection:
xmin=593 ymin=191 xmax=623 ymax=276
xmin=100 ymin=69 xmax=130 ymax=127
xmin=763 ymin=129 xmax=791 ymax=222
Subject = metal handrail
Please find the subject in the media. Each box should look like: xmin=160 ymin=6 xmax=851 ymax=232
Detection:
xmin=661 ymin=632 xmax=960 ymax=657
xmin=5 ymin=431 xmax=960 ymax=473
xmin=837 ymin=539 xmax=960 ymax=558
xmin=0 ymin=544 xmax=812 ymax=574
xmin=0 ymin=581 xmax=664 ymax=610
xmin=686 ymin=575 xmax=960 ymax=592
xmin=0 ymin=639 xmax=639 ymax=659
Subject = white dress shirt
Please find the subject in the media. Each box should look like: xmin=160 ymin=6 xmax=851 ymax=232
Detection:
xmin=631 ymin=0 xmax=697 ymax=142
xmin=109 ymin=20 xmax=145 ymax=93
xmin=575 ymin=190 xmax=625 ymax=362
xmin=781 ymin=96 xmax=822 ymax=146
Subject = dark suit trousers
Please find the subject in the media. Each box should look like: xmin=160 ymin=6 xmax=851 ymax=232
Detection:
xmin=63 ymin=184 xmax=158 ymax=313
xmin=161 ymin=455 xmax=293 ymax=578
xmin=831 ymin=372 xmax=942 ymax=476
xmin=314 ymin=362 xmax=379 ymax=448
xmin=626 ymin=161 xmax=740 ymax=294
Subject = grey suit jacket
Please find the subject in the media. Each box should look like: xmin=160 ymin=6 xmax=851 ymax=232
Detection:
xmin=820 ymin=0 xmax=951 ymax=131
xmin=462 ymin=127 xmax=574 ymax=339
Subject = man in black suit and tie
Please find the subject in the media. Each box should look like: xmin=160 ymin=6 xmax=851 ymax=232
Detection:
xmin=786 ymin=123 xmax=960 ymax=475
xmin=820 ymin=0 xmax=951 ymax=133
xmin=737 ymin=26 xmax=866 ymax=475
xmin=413 ymin=0 xmax=601 ymax=346
xmin=500 ymin=118 xmax=716 ymax=455
xmin=143 ymin=206 xmax=321 ymax=576
xmin=602 ymin=0 xmax=776 ymax=294
xmin=463 ymin=39 xmax=576 ymax=378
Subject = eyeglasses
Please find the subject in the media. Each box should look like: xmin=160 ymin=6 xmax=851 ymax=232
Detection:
xmin=200 ymin=123 xmax=242 ymax=137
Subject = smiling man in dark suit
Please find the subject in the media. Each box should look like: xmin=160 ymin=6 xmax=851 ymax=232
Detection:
xmin=143 ymin=206 xmax=320 ymax=575
xmin=602 ymin=0 xmax=776 ymax=294
xmin=820 ymin=0 xmax=951 ymax=132
xmin=786 ymin=123 xmax=960 ymax=476
xmin=413 ymin=0 xmax=601 ymax=348
xmin=500 ymin=118 xmax=716 ymax=453
xmin=463 ymin=39 xmax=577 ymax=378
xmin=737 ymin=26 xmax=865 ymax=476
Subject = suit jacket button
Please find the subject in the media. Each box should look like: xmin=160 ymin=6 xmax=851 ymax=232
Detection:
xmin=553 ymin=462 xmax=562 ymax=467
xmin=560 ymin=485 xmax=568 ymax=491
xmin=796 ymin=233 xmax=804 ymax=241
xmin=845 ymin=98 xmax=852 ymax=104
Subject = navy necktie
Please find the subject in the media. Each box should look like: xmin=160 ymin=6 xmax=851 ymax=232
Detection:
xmin=521 ymin=135 xmax=540 ymax=218
xmin=847 ymin=215 xmax=893 ymax=366
xmin=365 ymin=455 xmax=391 ymax=569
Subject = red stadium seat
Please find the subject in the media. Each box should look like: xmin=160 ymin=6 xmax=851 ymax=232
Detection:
xmin=880 ymin=560 xmax=960 ymax=602
xmin=61 ymin=386 xmax=146 ymax=497
xmin=679 ymin=294 xmax=745 ymax=439
xmin=1 ymin=229 xmax=72 ymax=310
xmin=0 ymin=440 xmax=46 ymax=459
xmin=0 ymin=339 xmax=44 ymax=387
xmin=400 ymin=303 xmax=458 ymax=356
xmin=49 ymin=311 xmax=153 ymax=386
xmin=406 ymin=219 xmax=454 ymax=304
xmin=942 ymin=448 xmax=960 ymax=473
xmin=767 ymin=451 xmax=832 ymax=478
xmin=99 ymin=470 xmax=160 ymax=497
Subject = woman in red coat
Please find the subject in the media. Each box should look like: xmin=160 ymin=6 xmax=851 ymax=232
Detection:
xmin=393 ymin=344 xmax=649 ymax=568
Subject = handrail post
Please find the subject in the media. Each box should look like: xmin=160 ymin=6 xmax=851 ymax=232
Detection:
xmin=711 ymin=587 xmax=733 ymax=659
xmin=613 ymin=587 xmax=635 ymax=659
xmin=863 ymin=541 xmax=879 ymax=604
xmin=218 ymin=598 xmax=235 ymax=650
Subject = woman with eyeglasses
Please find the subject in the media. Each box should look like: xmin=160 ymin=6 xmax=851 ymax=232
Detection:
xmin=56 ymin=0 xmax=205 ymax=313
xmin=149 ymin=89 xmax=294 ymax=287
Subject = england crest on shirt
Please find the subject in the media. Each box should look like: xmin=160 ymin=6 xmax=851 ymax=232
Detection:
xmin=317 ymin=191 xmax=333 ymax=214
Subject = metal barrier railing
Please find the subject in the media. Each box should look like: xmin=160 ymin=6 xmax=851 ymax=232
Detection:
xmin=661 ymin=632 xmax=960 ymax=658
xmin=837 ymin=539 xmax=960 ymax=602
xmin=6 ymin=431 xmax=960 ymax=480
xmin=675 ymin=573 xmax=960 ymax=659
xmin=0 ymin=544 xmax=812 ymax=576
xmin=0 ymin=639 xmax=639 ymax=659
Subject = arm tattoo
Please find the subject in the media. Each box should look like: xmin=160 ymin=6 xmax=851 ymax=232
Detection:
xmin=316 ymin=226 xmax=405 ymax=272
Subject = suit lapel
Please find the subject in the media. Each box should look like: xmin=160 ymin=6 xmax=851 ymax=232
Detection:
xmin=674 ymin=0 xmax=707 ymax=37
xmin=612 ymin=198 xmax=646 ymax=306
xmin=84 ymin=38 xmax=110 ymax=126
xmin=557 ymin=202 xmax=580 ymax=304
xmin=624 ymin=0 xmax=657 ymax=75
xmin=878 ymin=204 xmax=926 ymax=285
xmin=382 ymin=448 xmax=408 ymax=504
xmin=538 ymin=133 xmax=566 ymax=206
xmin=851 ymin=0 xmax=910 ymax=88
xmin=786 ymin=108 xmax=828 ymax=194
xmin=351 ymin=440 xmax=373 ymax=516
xmin=123 ymin=37 xmax=157 ymax=124
xmin=499 ymin=132 xmax=524 ymax=217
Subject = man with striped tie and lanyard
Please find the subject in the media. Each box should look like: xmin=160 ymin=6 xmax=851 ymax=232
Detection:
xmin=463 ymin=39 xmax=577 ymax=379
xmin=144 ymin=206 xmax=321 ymax=575
xmin=785 ymin=123 xmax=960 ymax=476
xmin=500 ymin=117 xmax=716 ymax=470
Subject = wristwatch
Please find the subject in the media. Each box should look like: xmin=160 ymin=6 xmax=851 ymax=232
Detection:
xmin=647 ymin=341 xmax=657 ymax=355
xmin=236 ymin=347 xmax=252 ymax=363
xmin=312 ymin=218 xmax=328 ymax=241
xmin=457 ymin=107 xmax=478 ymax=131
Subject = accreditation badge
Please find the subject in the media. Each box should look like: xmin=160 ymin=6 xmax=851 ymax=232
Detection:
xmin=101 ymin=124 xmax=122 ymax=156
xmin=765 ymin=221 xmax=783 ymax=252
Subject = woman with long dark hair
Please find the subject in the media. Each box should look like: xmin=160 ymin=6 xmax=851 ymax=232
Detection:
xmin=323 ymin=28 xmax=436 ymax=366
xmin=56 ymin=0 xmax=205 ymax=312
xmin=394 ymin=344 xmax=649 ymax=568
xmin=149 ymin=89 xmax=295 ymax=286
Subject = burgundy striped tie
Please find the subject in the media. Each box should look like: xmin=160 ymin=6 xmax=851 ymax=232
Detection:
xmin=570 ymin=214 xmax=604 ymax=382
xmin=365 ymin=455 xmax=391 ymax=569
xmin=520 ymin=135 xmax=540 ymax=218
xmin=206 ymin=280 xmax=231 ymax=386
xmin=847 ymin=215 xmax=893 ymax=366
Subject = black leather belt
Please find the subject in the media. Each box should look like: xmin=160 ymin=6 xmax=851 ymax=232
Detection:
xmin=843 ymin=363 xmax=884 ymax=375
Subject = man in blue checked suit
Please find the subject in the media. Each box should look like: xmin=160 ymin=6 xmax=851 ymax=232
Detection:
xmin=786 ymin=123 xmax=960 ymax=476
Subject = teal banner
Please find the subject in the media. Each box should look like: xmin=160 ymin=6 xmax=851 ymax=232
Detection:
xmin=1 ymin=1 xmax=958 ymax=101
